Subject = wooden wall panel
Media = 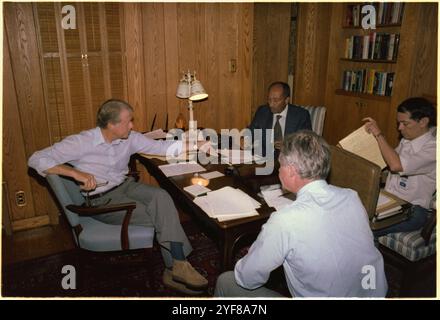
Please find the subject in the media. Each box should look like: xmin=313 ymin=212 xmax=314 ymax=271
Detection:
xmin=4 ymin=3 xmax=58 ymax=227
xmin=124 ymin=3 xmax=146 ymax=131
xmin=126 ymin=3 xmax=255 ymax=133
xmin=294 ymin=3 xmax=331 ymax=106
xmin=252 ymin=3 xmax=291 ymax=115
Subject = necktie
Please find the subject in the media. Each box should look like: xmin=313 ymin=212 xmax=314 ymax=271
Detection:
xmin=274 ymin=115 xmax=283 ymax=142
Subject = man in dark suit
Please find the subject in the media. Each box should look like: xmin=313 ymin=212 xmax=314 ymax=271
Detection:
xmin=246 ymin=81 xmax=312 ymax=157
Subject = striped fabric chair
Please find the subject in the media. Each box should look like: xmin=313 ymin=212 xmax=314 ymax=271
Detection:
xmin=299 ymin=105 xmax=327 ymax=136
xmin=378 ymin=212 xmax=436 ymax=296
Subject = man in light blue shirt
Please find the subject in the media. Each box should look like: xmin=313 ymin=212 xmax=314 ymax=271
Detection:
xmin=29 ymin=99 xmax=208 ymax=294
xmin=215 ymin=130 xmax=388 ymax=297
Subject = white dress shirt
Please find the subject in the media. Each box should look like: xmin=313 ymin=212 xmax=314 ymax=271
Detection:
xmin=234 ymin=180 xmax=388 ymax=297
xmin=28 ymin=127 xmax=182 ymax=195
xmin=385 ymin=128 xmax=436 ymax=209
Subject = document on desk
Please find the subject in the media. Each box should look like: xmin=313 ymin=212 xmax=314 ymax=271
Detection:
xmin=338 ymin=125 xmax=386 ymax=169
xmin=143 ymin=129 xmax=168 ymax=140
xmin=193 ymin=186 xmax=260 ymax=222
xmin=158 ymin=161 xmax=206 ymax=177
xmin=260 ymin=186 xmax=294 ymax=211
xmin=218 ymin=149 xmax=263 ymax=165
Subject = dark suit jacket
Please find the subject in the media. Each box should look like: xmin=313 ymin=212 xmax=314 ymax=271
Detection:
xmin=248 ymin=103 xmax=312 ymax=156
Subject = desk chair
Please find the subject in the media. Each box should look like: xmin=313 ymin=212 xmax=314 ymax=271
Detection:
xmin=299 ymin=105 xmax=326 ymax=136
xmin=46 ymin=174 xmax=155 ymax=286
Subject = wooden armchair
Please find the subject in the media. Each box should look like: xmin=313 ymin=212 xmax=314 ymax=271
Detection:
xmin=46 ymin=174 xmax=155 ymax=271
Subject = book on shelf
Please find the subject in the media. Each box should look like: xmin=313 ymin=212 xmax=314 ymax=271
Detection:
xmin=338 ymin=125 xmax=387 ymax=169
xmin=341 ymin=69 xmax=394 ymax=96
xmin=345 ymin=3 xmax=405 ymax=27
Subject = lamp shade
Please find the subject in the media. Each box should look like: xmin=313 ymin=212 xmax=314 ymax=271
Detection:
xmin=176 ymin=79 xmax=190 ymax=98
xmin=189 ymin=80 xmax=208 ymax=101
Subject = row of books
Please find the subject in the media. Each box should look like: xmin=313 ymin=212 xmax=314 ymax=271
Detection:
xmin=344 ymin=33 xmax=400 ymax=61
xmin=341 ymin=69 xmax=394 ymax=96
xmin=345 ymin=2 xmax=405 ymax=27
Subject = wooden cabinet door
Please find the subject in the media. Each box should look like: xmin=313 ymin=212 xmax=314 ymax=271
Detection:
xmin=35 ymin=2 xmax=126 ymax=140
xmin=325 ymin=93 xmax=392 ymax=145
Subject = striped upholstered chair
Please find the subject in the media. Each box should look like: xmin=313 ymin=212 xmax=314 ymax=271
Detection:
xmin=299 ymin=105 xmax=327 ymax=136
xmin=378 ymin=212 xmax=436 ymax=296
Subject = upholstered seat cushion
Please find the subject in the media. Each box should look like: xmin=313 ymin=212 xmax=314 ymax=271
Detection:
xmin=378 ymin=227 xmax=436 ymax=262
xmin=78 ymin=217 xmax=155 ymax=252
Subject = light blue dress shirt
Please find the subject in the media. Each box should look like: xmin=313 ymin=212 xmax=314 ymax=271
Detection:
xmin=28 ymin=127 xmax=182 ymax=195
xmin=234 ymin=180 xmax=388 ymax=297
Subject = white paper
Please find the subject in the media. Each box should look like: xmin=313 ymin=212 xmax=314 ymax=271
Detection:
xmin=266 ymin=196 xmax=294 ymax=211
xmin=218 ymin=149 xmax=261 ymax=164
xmin=193 ymin=196 xmax=259 ymax=222
xmin=200 ymin=171 xmax=225 ymax=180
xmin=193 ymin=186 xmax=260 ymax=221
xmin=158 ymin=161 xmax=206 ymax=177
xmin=144 ymin=129 xmax=168 ymax=140
xmin=183 ymin=184 xmax=211 ymax=197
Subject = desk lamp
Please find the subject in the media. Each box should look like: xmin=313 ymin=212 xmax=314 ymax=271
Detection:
xmin=176 ymin=71 xmax=208 ymax=132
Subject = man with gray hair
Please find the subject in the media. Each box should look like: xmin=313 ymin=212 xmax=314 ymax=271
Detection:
xmin=29 ymin=99 xmax=208 ymax=295
xmin=215 ymin=130 xmax=387 ymax=297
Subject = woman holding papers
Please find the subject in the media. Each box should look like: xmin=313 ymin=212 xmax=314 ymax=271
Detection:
xmin=363 ymin=97 xmax=436 ymax=239
xmin=215 ymin=131 xmax=387 ymax=297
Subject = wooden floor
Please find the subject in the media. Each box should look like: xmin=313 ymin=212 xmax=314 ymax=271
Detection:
xmin=2 ymin=216 xmax=75 ymax=266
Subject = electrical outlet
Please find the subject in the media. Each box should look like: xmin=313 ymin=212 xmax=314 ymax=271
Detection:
xmin=229 ymin=59 xmax=237 ymax=73
xmin=15 ymin=191 xmax=26 ymax=207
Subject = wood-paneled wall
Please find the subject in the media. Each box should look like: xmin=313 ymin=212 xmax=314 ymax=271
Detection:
xmin=125 ymin=3 xmax=254 ymax=133
xmin=3 ymin=3 xmax=59 ymax=230
xmin=4 ymin=2 xmax=293 ymax=231
xmin=252 ymin=3 xmax=291 ymax=115
xmin=293 ymin=3 xmax=332 ymax=106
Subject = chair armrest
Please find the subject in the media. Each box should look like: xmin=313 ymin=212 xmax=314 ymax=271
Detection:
xmin=66 ymin=202 xmax=136 ymax=216
xmin=421 ymin=210 xmax=436 ymax=246
xmin=67 ymin=202 xmax=137 ymax=250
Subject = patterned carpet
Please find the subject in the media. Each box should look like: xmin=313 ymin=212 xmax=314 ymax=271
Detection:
xmin=1 ymin=220 xmax=435 ymax=298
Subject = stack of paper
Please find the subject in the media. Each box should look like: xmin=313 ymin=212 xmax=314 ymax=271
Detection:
xmin=194 ymin=186 xmax=260 ymax=222
xmin=158 ymin=161 xmax=206 ymax=177
xmin=374 ymin=190 xmax=407 ymax=221
xmin=338 ymin=125 xmax=387 ymax=169
xmin=218 ymin=149 xmax=262 ymax=165
xmin=260 ymin=185 xmax=294 ymax=211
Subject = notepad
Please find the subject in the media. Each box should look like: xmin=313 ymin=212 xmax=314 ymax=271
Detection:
xmin=200 ymin=171 xmax=224 ymax=180
xmin=183 ymin=184 xmax=211 ymax=197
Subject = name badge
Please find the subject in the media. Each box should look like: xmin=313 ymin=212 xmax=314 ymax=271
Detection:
xmin=399 ymin=176 xmax=409 ymax=190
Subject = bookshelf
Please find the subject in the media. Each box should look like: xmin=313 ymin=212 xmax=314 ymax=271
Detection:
xmin=338 ymin=3 xmax=404 ymax=98
xmin=323 ymin=2 xmax=437 ymax=147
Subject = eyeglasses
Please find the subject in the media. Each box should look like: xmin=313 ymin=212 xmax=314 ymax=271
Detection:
xmin=267 ymin=96 xmax=285 ymax=103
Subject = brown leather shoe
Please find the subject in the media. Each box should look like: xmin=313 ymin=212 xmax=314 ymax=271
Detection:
xmin=172 ymin=260 xmax=208 ymax=290
xmin=163 ymin=269 xmax=204 ymax=295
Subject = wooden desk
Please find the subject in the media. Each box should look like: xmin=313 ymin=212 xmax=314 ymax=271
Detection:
xmin=135 ymin=154 xmax=280 ymax=270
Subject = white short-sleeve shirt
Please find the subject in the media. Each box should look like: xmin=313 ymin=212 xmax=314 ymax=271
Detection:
xmin=385 ymin=128 xmax=436 ymax=209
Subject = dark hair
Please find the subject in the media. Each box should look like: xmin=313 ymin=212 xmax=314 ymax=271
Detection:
xmin=397 ymin=97 xmax=436 ymax=127
xmin=279 ymin=130 xmax=331 ymax=180
xmin=268 ymin=81 xmax=290 ymax=98
xmin=96 ymin=99 xmax=133 ymax=128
